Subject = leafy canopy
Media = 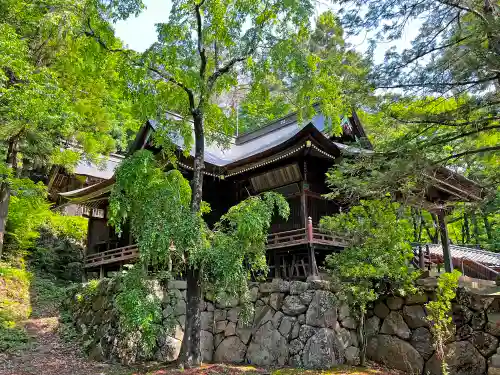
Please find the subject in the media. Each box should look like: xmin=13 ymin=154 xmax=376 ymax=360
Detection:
xmin=0 ymin=0 xmax=140 ymax=172
xmin=88 ymin=2 xmax=373 ymax=155
xmin=328 ymin=0 xmax=499 ymax=209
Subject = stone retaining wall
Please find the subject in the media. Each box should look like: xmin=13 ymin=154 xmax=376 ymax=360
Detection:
xmin=65 ymin=277 xmax=500 ymax=375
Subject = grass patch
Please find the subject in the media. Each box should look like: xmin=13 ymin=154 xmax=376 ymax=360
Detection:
xmin=0 ymin=262 xmax=32 ymax=352
xmin=0 ymin=320 xmax=30 ymax=352
xmin=30 ymin=272 xmax=71 ymax=318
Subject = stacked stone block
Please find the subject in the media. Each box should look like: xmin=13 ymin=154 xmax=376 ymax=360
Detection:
xmin=66 ymin=276 xmax=500 ymax=375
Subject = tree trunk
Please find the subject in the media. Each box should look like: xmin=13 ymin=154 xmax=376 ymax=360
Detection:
xmin=358 ymin=309 xmax=366 ymax=366
xmin=431 ymin=213 xmax=439 ymax=243
xmin=0 ymin=184 xmax=10 ymax=259
xmin=0 ymin=140 xmax=17 ymax=259
xmin=179 ymin=267 xmax=202 ymax=367
xmin=463 ymin=213 xmax=470 ymax=244
xmin=437 ymin=209 xmax=453 ymax=272
xmin=179 ymin=111 xmax=204 ymax=368
xmin=483 ymin=215 xmax=492 ymax=242
xmin=471 ymin=213 xmax=480 ymax=247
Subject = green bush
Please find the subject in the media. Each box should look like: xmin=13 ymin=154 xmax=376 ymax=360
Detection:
xmin=29 ymin=228 xmax=85 ymax=282
xmin=0 ymin=263 xmax=32 ymax=352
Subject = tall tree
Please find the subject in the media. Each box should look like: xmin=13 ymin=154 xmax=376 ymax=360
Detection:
xmin=332 ymin=0 xmax=500 ymax=185
xmin=0 ymin=0 xmax=139 ymax=256
xmin=86 ymin=1 xmax=372 ymax=367
xmin=237 ymin=11 xmax=371 ymax=132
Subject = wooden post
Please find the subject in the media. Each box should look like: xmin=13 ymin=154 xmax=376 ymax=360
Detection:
xmin=425 ymin=244 xmax=431 ymax=271
xmin=418 ymin=245 xmax=425 ymax=270
xmin=437 ymin=208 xmax=453 ymax=272
xmin=274 ymin=252 xmax=281 ymax=279
xmin=307 ymin=216 xmax=313 ymax=243
xmin=99 ymin=265 xmax=105 ymax=279
xmin=307 ymin=217 xmax=318 ymax=278
xmin=301 ymin=183 xmax=307 ymax=229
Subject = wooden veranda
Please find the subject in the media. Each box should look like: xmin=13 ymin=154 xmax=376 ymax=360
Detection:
xmin=84 ymin=218 xmax=347 ymax=280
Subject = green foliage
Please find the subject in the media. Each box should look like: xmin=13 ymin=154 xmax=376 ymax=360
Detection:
xmin=322 ymin=199 xmax=418 ymax=314
xmin=5 ymin=179 xmax=52 ymax=252
xmin=322 ymin=199 xmax=418 ymax=364
xmin=3 ymin=177 xmax=87 ymax=262
xmin=425 ymin=270 xmax=462 ymax=375
xmin=108 ymin=150 xmax=289 ymax=343
xmin=201 ymin=190 xmax=289 ymax=317
xmin=237 ymin=10 xmax=372 ymax=133
xmin=114 ymin=266 xmax=163 ymax=355
xmin=30 ymin=273 xmax=72 ymax=318
xmin=30 ymin=225 xmax=87 ymax=282
xmin=0 ymin=262 xmax=31 ymax=352
xmin=0 ymin=0 xmax=140 ymax=166
xmin=327 ymin=1 xmax=500 ymax=235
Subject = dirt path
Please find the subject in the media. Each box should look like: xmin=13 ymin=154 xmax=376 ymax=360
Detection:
xmin=0 ymin=317 xmax=132 ymax=375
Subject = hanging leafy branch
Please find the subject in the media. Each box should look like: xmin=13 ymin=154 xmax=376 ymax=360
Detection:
xmin=108 ymin=150 xmax=289 ymax=353
xmin=321 ymin=199 xmax=418 ymax=365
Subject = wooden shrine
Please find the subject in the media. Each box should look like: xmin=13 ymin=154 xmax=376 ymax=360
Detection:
xmin=60 ymin=110 xmax=486 ymax=280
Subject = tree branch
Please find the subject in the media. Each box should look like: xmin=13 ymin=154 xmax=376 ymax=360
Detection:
xmin=84 ymin=19 xmax=126 ymax=53
xmin=398 ymin=35 xmax=470 ymax=68
xmin=391 ymin=115 xmax=500 ymax=127
xmin=376 ymin=74 xmax=499 ymax=89
xmin=84 ymin=18 xmax=196 ymax=111
xmin=147 ymin=66 xmax=196 ymax=110
xmin=194 ymin=0 xmax=207 ymax=80
xmin=207 ymin=55 xmax=249 ymax=91
xmin=436 ymin=0 xmax=488 ymax=23
xmin=424 ymin=125 xmax=500 ymax=147
xmin=437 ymin=145 xmax=500 ymax=163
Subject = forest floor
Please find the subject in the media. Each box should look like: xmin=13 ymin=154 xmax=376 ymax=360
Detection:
xmin=0 ymin=315 xmax=404 ymax=375
xmin=0 ymin=265 xmax=402 ymax=375
xmin=0 ymin=314 xmax=403 ymax=375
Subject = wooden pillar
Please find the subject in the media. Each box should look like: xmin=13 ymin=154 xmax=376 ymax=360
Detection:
xmin=99 ymin=265 xmax=105 ymax=279
xmin=274 ymin=252 xmax=281 ymax=279
xmin=418 ymin=245 xmax=425 ymax=270
xmin=437 ymin=208 xmax=453 ymax=272
xmin=301 ymin=183 xmax=307 ymax=229
xmin=426 ymin=244 xmax=431 ymax=271
xmin=307 ymin=217 xmax=318 ymax=278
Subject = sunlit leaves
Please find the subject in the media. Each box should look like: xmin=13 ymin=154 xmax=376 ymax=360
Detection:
xmin=0 ymin=0 xmax=141 ymax=176
xmin=108 ymin=150 xmax=289 ymax=331
xmin=321 ymin=199 xmax=418 ymax=313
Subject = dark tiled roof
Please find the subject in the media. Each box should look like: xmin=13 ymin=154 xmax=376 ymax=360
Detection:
xmin=426 ymin=243 xmax=500 ymax=267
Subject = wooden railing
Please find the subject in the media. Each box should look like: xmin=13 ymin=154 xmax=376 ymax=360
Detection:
xmin=85 ymin=218 xmax=348 ymax=268
xmin=267 ymin=228 xmax=308 ymax=249
xmin=312 ymin=227 xmax=349 ymax=247
xmin=84 ymin=244 xmax=139 ymax=268
xmin=266 ymin=218 xmax=348 ymax=249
